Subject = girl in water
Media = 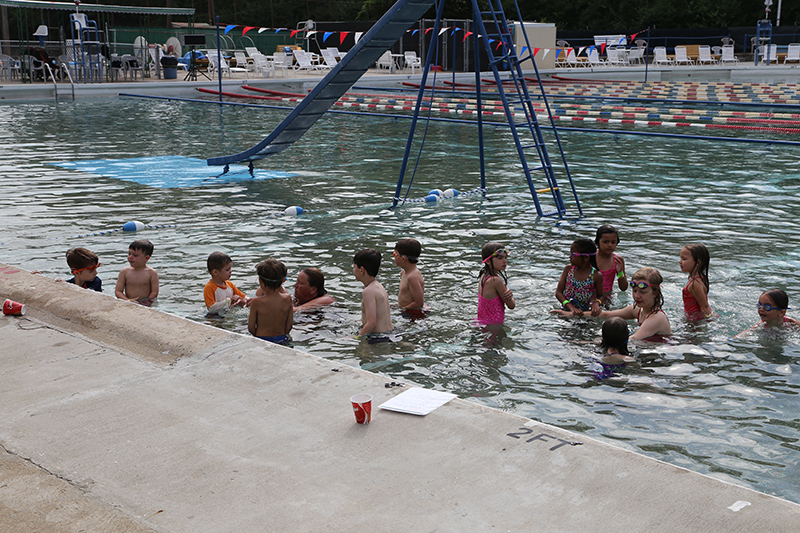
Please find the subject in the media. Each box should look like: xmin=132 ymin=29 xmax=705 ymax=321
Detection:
xmin=679 ymin=243 xmax=712 ymax=320
xmin=554 ymin=238 xmax=603 ymax=317
xmin=553 ymin=267 xmax=671 ymax=341
xmin=477 ymin=242 xmax=515 ymax=325
xmin=595 ymin=225 xmax=627 ymax=303
xmin=592 ymin=316 xmax=636 ymax=380
xmin=736 ymin=289 xmax=800 ymax=336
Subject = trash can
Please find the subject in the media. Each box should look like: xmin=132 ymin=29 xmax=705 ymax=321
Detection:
xmin=161 ymin=56 xmax=179 ymax=79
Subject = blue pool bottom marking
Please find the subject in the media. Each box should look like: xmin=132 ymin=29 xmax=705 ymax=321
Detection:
xmin=52 ymin=156 xmax=294 ymax=188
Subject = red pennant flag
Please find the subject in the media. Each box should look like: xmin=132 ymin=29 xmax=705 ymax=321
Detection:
xmin=290 ymin=29 xmax=299 ymax=38
xmin=425 ymin=28 xmax=433 ymax=35
xmin=242 ymin=26 xmax=256 ymax=36
xmin=495 ymin=41 xmax=502 ymax=50
xmin=340 ymin=31 xmax=349 ymax=44
xmin=462 ymin=31 xmax=473 ymax=42
xmin=533 ymin=47 xmax=540 ymax=56
xmin=600 ymin=43 xmax=606 ymax=54
xmin=631 ymin=32 xmax=638 ymax=40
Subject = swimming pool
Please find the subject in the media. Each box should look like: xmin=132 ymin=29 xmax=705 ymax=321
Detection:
xmin=2 ymin=96 xmax=800 ymax=503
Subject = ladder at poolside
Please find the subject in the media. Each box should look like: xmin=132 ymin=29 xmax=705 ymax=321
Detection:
xmin=472 ymin=0 xmax=580 ymax=217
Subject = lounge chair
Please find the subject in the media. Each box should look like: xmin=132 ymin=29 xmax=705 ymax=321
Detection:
xmin=697 ymin=45 xmax=717 ymax=65
xmin=566 ymin=48 xmax=587 ymax=68
xmin=627 ymin=47 xmax=645 ymax=65
xmin=759 ymin=44 xmax=778 ymax=64
xmin=673 ymin=46 xmax=694 ymax=66
xmin=208 ymin=53 xmax=248 ymax=78
xmin=784 ymin=43 xmax=800 ymax=64
xmin=607 ymin=47 xmax=628 ymax=66
xmin=587 ymin=48 xmax=606 ymax=67
xmin=245 ymin=47 xmax=260 ymax=59
xmin=292 ymin=49 xmax=319 ymax=73
xmin=720 ymin=45 xmax=739 ymax=65
xmin=320 ymin=49 xmax=338 ymax=70
xmin=652 ymin=46 xmax=672 ymax=66
xmin=234 ymin=51 xmax=255 ymax=73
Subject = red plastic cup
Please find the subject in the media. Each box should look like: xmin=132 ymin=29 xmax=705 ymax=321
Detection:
xmin=3 ymin=299 xmax=25 ymax=316
xmin=350 ymin=393 xmax=372 ymax=424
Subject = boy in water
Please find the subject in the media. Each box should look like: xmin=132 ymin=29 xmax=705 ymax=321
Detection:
xmin=353 ymin=248 xmax=393 ymax=338
xmin=204 ymin=251 xmax=249 ymax=315
xmin=115 ymin=239 xmax=159 ymax=302
xmin=65 ymin=247 xmax=102 ymax=292
xmin=248 ymin=258 xmax=293 ymax=345
xmin=394 ymin=238 xmax=425 ymax=315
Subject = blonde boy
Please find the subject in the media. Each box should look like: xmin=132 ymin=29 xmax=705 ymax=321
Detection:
xmin=394 ymin=238 xmax=425 ymax=312
xmin=115 ymin=239 xmax=159 ymax=302
xmin=353 ymin=248 xmax=393 ymax=337
xmin=204 ymin=252 xmax=249 ymax=314
xmin=248 ymin=259 xmax=293 ymax=344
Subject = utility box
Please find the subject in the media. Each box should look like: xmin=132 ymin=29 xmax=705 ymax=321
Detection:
xmin=511 ymin=22 xmax=556 ymax=70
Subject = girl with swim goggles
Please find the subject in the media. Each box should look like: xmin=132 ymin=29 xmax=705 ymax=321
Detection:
xmin=735 ymin=289 xmax=800 ymax=337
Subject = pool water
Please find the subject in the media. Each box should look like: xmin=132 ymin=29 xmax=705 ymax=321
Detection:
xmin=2 ymin=97 xmax=800 ymax=503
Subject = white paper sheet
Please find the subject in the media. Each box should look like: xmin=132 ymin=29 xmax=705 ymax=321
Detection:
xmin=378 ymin=387 xmax=457 ymax=416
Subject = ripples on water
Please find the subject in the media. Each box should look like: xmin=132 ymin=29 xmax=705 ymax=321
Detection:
xmin=2 ymin=98 xmax=800 ymax=502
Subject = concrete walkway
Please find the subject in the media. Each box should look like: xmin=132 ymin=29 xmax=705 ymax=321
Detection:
xmin=1 ymin=263 xmax=799 ymax=532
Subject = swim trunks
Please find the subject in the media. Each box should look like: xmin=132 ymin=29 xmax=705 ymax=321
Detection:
xmin=258 ymin=334 xmax=290 ymax=345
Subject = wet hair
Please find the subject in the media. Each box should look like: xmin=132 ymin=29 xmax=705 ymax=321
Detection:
xmin=572 ymin=238 xmax=598 ymax=269
xmin=65 ymin=247 xmax=98 ymax=271
xmin=595 ymin=225 xmax=620 ymax=246
xmin=632 ymin=267 xmax=664 ymax=311
xmin=600 ymin=317 xmax=630 ymax=356
xmin=353 ymin=249 xmax=381 ymax=277
xmin=129 ymin=239 xmax=154 ymax=256
xmin=682 ymin=243 xmax=710 ymax=289
xmin=207 ymin=252 xmax=232 ymax=274
xmin=301 ymin=267 xmax=327 ymax=296
xmin=762 ymin=289 xmax=789 ymax=310
xmin=256 ymin=258 xmax=287 ymax=290
xmin=395 ymin=238 xmax=421 ymax=264
xmin=479 ymin=242 xmax=508 ymax=284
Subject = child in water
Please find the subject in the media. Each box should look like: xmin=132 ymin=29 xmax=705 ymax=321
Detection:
xmin=595 ymin=225 xmax=627 ymax=303
xmin=554 ymin=238 xmax=603 ymax=316
xmin=736 ymin=289 xmax=800 ymax=337
xmin=553 ymin=267 xmax=671 ymax=341
xmin=679 ymin=243 xmax=712 ymax=320
xmin=592 ymin=316 xmax=635 ymax=380
xmin=477 ymin=242 xmax=515 ymax=325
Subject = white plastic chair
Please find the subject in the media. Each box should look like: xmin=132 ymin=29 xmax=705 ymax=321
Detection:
xmin=376 ymin=50 xmax=393 ymax=71
xmin=626 ymin=47 xmax=644 ymax=65
xmin=652 ymin=46 xmax=672 ymax=66
xmin=607 ymin=47 xmax=628 ymax=66
xmin=320 ymin=49 xmax=338 ymax=70
xmin=697 ymin=45 xmax=717 ymax=65
xmin=234 ymin=51 xmax=255 ymax=73
xmin=404 ymin=51 xmax=422 ymax=74
xmin=0 ymin=54 xmax=19 ymax=80
xmin=784 ymin=43 xmax=800 ymax=64
xmin=272 ymin=53 xmax=291 ymax=77
xmin=251 ymin=53 xmax=274 ymax=78
xmin=673 ymin=46 xmax=694 ymax=65
xmin=121 ymin=54 xmax=144 ymax=80
xmin=292 ymin=49 xmax=319 ymax=73
xmin=720 ymin=45 xmax=739 ymax=65
xmin=208 ymin=53 xmax=248 ymax=78
xmin=587 ymin=48 xmax=606 ymax=67
xmin=759 ymin=44 xmax=777 ymax=64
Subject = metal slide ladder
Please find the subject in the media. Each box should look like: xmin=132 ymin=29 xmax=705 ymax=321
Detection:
xmin=469 ymin=0 xmax=580 ymax=217
xmin=207 ymin=0 xmax=436 ymax=167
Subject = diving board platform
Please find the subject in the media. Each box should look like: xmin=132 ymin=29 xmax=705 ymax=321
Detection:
xmin=206 ymin=0 xmax=435 ymax=166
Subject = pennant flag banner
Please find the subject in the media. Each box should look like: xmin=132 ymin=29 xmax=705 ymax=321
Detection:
xmin=339 ymin=31 xmax=349 ymax=45
xmin=224 ymin=24 xmax=236 ymax=35
xmin=242 ymin=26 xmax=256 ymax=36
xmin=323 ymin=31 xmax=334 ymax=42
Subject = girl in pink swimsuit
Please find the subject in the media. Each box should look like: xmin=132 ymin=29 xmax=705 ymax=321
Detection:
xmin=595 ymin=225 xmax=627 ymax=303
xmin=679 ymin=243 xmax=712 ymax=320
xmin=477 ymin=242 xmax=515 ymax=325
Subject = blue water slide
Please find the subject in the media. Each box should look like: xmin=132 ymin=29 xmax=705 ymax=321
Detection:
xmin=207 ymin=0 xmax=435 ymax=166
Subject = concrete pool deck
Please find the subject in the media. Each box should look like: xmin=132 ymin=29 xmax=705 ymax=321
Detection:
xmin=3 ymin=62 xmax=800 ymax=102
xmin=2 ymin=264 xmax=800 ymax=531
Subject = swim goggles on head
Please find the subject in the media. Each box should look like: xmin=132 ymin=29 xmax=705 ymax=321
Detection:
xmin=259 ymin=276 xmax=287 ymax=284
xmin=757 ymin=302 xmax=790 ymax=311
xmin=72 ymin=263 xmax=100 ymax=274
xmin=482 ymin=249 xmax=507 ymax=263
xmin=571 ymin=252 xmax=597 ymax=256
xmin=630 ymin=281 xmax=659 ymax=290
xmin=392 ymin=250 xmax=419 ymax=261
